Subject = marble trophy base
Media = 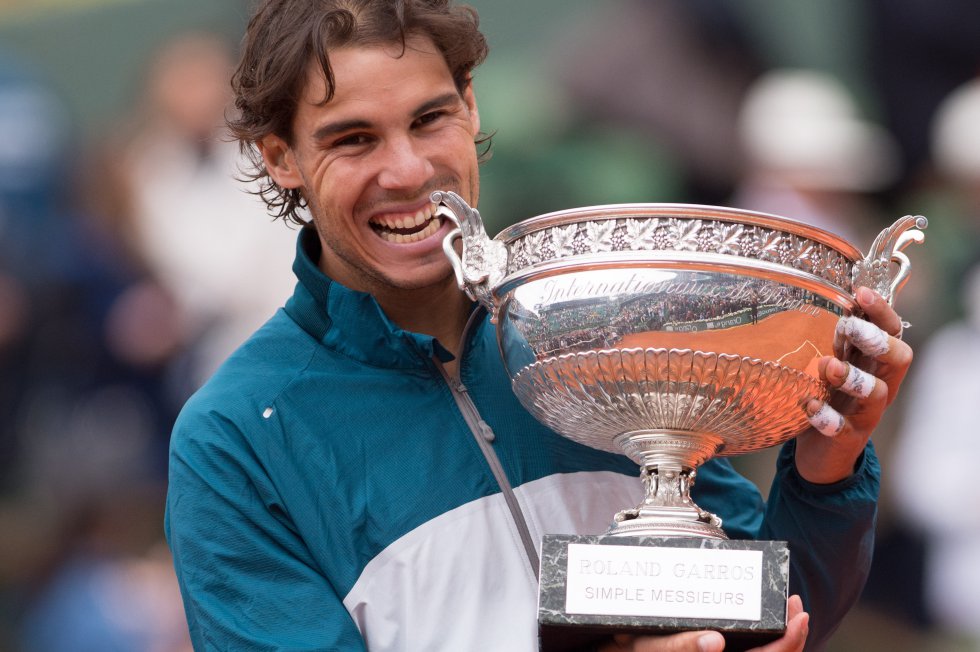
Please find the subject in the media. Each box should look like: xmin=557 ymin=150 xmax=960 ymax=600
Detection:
xmin=538 ymin=534 xmax=789 ymax=652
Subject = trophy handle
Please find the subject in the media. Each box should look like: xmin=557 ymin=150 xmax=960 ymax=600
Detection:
xmin=852 ymin=215 xmax=928 ymax=305
xmin=432 ymin=190 xmax=507 ymax=313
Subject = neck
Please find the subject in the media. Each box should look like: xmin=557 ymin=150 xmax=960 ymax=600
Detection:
xmin=375 ymin=279 xmax=474 ymax=359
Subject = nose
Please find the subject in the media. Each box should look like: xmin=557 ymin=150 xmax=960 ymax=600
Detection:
xmin=376 ymin=135 xmax=435 ymax=191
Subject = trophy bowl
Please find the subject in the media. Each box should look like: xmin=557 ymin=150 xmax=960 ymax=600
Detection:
xmin=434 ymin=191 xmax=926 ymax=541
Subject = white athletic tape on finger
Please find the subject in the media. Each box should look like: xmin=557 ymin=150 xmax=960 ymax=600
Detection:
xmin=839 ymin=363 xmax=876 ymax=399
xmin=833 ymin=320 xmax=848 ymax=358
xmin=837 ymin=316 xmax=890 ymax=357
xmin=807 ymin=402 xmax=845 ymax=437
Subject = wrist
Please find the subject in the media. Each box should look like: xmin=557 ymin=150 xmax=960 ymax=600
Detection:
xmin=795 ymin=459 xmax=855 ymax=485
xmin=793 ymin=445 xmax=868 ymax=488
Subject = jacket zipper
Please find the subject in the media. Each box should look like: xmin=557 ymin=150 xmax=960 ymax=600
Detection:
xmin=436 ymin=313 xmax=541 ymax=579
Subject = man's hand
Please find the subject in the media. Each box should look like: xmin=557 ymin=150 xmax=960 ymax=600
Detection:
xmin=795 ymin=286 xmax=913 ymax=484
xmin=597 ymin=595 xmax=808 ymax=652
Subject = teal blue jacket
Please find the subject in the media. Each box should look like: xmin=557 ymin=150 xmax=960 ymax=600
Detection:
xmin=165 ymin=227 xmax=879 ymax=651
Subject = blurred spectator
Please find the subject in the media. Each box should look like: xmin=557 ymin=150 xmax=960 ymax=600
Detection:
xmin=0 ymin=50 xmax=68 ymax=476
xmin=0 ymin=39 xmax=224 ymax=652
xmin=731 ymin=68 xmax=898 ymax=244
xmin=0 ymin=50 xmax=174 ymax=494
xmin=0 ymin=48 xmax=192 ymax=650
xmin=890 ymin=77 xmax=980 ymax=648
xmin=550 ymin=0 xmax=764 ymax=205
xmin=109 ymin=31 xmax=298 ymax=388
xmin=919 ymin=76 xmax=980 ymax=307
xmin=865 ymin=0 xmax=980 ymax=193
xmin=5 ymin=31 xmax=307 ymax=651
xmin=19 ymin=495 xmax=192 ymax=652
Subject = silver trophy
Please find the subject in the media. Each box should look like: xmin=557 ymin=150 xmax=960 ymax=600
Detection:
xmin=434 ymin=191 xmax=925 ymax=648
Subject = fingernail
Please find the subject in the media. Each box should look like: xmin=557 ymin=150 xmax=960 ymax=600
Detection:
xmin=827 ymin=358 xmax=847 ymax=383
xmin=804 ymin=398 xmax=821 ymax=417
xmin=857 ymin=286 xmax=876 ymax=306
xmin=698 ymin=632 xmax=725 ymax=652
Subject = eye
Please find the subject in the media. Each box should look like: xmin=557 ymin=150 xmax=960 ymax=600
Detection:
xmin=332 ymin=133 xmax=372 ymax=148
xmin=414 ymin=111 xmax=445 ymax=128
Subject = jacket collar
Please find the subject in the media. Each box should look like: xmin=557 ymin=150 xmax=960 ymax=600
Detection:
xmin=284 ymin=226 xmax=459 ymax=369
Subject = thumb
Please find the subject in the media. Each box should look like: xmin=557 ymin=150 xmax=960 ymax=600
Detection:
xmin=631 ymin=630 xmax=725 ymax=652
xmin=694 ymin=632 xmax=725 ymax=652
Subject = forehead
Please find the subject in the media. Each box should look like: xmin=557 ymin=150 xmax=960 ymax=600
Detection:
xmin=300 ymin=36 xmax=454 ymax=107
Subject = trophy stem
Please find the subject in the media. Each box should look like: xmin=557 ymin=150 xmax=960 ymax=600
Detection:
xmin=608 ymin=430 xmax=727 ymax=540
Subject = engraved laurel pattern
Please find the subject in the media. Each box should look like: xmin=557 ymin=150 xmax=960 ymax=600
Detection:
xmin=505 ymin=218 xmax=854 ymax=290
xmin=852 ymin=257 xmax=892 ymax=300
xmin=511 ymin=348 xmax=828 ymax=457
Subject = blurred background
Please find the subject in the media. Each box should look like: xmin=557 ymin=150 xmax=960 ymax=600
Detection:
xmin=1 ymin=0 xmax=979 ymax=650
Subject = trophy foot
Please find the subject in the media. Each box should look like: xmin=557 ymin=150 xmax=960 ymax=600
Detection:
xmin=606 ymin=443 xmax=728 ymax=539
xmin=608 ymin=505 xmax=728 ymax=540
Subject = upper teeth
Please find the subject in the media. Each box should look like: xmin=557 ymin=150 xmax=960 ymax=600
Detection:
xmin=371 ymin=203 xmax=436 ymax=230
xmin=370 ymin=203 xmax=441 ymax=243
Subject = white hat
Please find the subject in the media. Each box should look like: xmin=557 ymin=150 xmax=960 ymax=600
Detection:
xmin=932 ymin=78 xmax=980 ymax=181
xmin=738 ymin=69 xmax=898 ymax=192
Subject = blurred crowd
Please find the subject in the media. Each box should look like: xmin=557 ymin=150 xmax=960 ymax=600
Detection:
xmin=0 ymin=28 xmax=294 ymax=651
xmin=2 ymin=0 xmax=980 ymax=650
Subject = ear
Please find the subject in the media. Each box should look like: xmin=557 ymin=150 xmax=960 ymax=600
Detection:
xmin=462 ymin=81 xmax=480 ymax=137
xmin=258 ymin=134 xmax=303 ymax=189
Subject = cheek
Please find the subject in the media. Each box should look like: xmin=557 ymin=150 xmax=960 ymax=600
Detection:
xmin=430 ymin=130 xmax=480 ymax=175
xmin=308 ymin=163 xmax=362 ymax=209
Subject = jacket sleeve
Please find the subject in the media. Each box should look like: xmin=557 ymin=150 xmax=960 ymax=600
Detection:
xmin=761 ymin=439 xmax=880 ymax=651
xmin=165 ymin=410 xmax=366 ymax=652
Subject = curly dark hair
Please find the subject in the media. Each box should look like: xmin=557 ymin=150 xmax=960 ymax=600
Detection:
xmin=229 ymin=0 xmax=490 ymax=225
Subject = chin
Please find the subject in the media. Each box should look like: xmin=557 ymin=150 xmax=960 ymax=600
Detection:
xmin=388 ymin=265 xmax=457 ymax=292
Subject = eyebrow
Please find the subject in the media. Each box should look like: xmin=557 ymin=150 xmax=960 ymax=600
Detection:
xmin=311 ymin=91 xmax=463 ymax=142
xmin=312 ymin=119 xmax=371 ymax=142
xmin=414 ymin=92 xmax=462 ymax=118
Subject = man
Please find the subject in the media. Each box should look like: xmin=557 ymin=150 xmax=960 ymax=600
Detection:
xmin=165 ymin=1 xmax=913 ymax=650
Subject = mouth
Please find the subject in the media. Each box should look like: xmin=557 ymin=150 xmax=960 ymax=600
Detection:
xmin=368 ymin=202 xmax=442 ymax=244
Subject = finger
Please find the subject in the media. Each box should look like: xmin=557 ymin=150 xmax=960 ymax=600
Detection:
xmin=835 ymin=316 xmax=890 ymax=358
xmin=601 ymin=634 xmax=637 ymax=651
xmin=747 ymin=595 xmax=808 ymax=652
xmin=824 ymin=358 xmax=881 ymax=400
xmin=835 ymin=310 xmax=913 ymax=406
xmin=879 ymin=342 xmax=913 ymax=408
xmin=786 ymin=594 xmax=804 ymax=621
xmin=805 ymin=399 xmax=845 ymax=437
xmin=629 ymin=630 xmax=725 ymax=652
xmin=855 ymin=286 xmax=903 ymax=337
